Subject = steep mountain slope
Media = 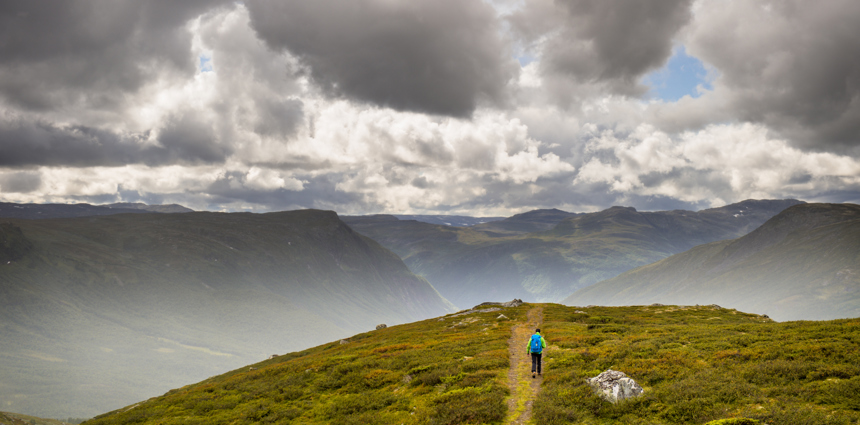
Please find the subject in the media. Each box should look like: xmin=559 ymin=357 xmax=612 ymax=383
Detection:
xmin=0 ymin=210 xmax=453 ymax=419
xmin=564 ymin=203 xmax=860 ymax=321
xmin=344 ymin=199 xmax=803 ymax=309
xmin=83 ymin=303 xmax=860 ymax=425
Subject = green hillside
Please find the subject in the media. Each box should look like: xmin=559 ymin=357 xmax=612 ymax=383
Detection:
xmin=83 ymin=303 xmax=860 ymax=425
xmin=564 ymin=203 xmax=860 ymax=321
xmin=0 ymin=210 xmax=453 ymax=419
xmin=343 ymin=199 xmax=803 ymax=309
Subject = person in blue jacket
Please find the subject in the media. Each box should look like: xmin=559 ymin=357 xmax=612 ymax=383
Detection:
xmin=527 ymin=328 xmax=547 ymax=378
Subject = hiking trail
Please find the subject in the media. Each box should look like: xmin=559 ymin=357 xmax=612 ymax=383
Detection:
xmin=505 ymin=306 xmax=544 ymax=424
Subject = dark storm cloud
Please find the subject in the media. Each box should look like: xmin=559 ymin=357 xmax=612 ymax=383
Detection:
xmin=155 ymin=113 xmax=230 ymax=165
xmin=0 ymin=0 xmax=229 ymax=111
xmin=688 ymin=0 xmax=860 ymax=150
xmin=204 ymin=172 xmax=367 ymax=212
xmin=0 ymin=117 xmax=228 ymax=167
xmin=252 ymin=98 xmax=304 ymax=139
xmin=510 ymin=0 xmax=692 ymax=98
xmin=245 ymin=0 xmax=517 ymax=117
xmin=0 ymin=171 xmax=42 ymax=193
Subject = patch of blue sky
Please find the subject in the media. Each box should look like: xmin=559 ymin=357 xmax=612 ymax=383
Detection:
xmin=643 ymin=45 xmax=713 ymax=102
xmin=517 ymin=53 xmax=536 ymax=67
xmin=199 ymin=54 xmax=214 ymax=73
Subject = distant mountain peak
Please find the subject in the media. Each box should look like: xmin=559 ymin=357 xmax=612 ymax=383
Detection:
xmin=103 ymin=202 xmax=193 ymax=213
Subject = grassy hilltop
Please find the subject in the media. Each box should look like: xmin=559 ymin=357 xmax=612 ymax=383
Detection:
xmin=84 ymin=303 xmax=860 ymax=425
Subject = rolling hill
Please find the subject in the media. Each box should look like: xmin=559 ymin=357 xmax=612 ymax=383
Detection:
xmin=82 ymin=303 xmax=860 ymax=425
xmin=564 ymin=203 xmax=860 ymax=321
xmin=0 ymin=210 xmax=453 ymax=419
xmin=343 ymin=199 xmax=803 ymax=309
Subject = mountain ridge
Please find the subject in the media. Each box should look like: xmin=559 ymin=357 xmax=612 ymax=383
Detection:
xmin=0 ymin=201 xmax=192 ymax=219
xmin=343 ymin=199 xmax=804 ymax=308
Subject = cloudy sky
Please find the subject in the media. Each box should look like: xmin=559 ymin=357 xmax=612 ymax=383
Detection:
xmin=1 ymin=0 xmax=859 ymax=215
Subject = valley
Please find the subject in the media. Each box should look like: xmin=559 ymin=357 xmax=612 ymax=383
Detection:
xmin=0 ymin=209 xmax=452 ymax=418
xmin=2 ymin=199 xmax=858 ymax=421
xmin=344 ymin=199 xmax=803 ymax=308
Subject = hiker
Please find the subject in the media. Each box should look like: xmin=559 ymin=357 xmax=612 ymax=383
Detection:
xmin=527 ymin=328 xmax=547 ymax=378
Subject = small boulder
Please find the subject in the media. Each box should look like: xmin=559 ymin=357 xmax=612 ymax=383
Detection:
xmin=497 ymin=314 xmax=509 ymax=320
xmin=375 ymin=324 xmax=387 ymax=330
xmin=586 ymin=369 xmax=643 ymax=404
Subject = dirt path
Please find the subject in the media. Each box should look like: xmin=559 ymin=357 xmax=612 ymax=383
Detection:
xmin=504 ymin=306 xmax=544 ymax=425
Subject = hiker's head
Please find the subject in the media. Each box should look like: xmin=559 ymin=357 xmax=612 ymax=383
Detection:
xmin=535 ymin=328 xmax=540 ymax=333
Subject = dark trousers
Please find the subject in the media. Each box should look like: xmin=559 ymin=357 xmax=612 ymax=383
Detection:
xmin=531 ymin=352 xmax=542 ymax=374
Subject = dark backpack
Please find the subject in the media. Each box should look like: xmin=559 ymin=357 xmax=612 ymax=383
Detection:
xmin=530 ymin=334 xmax=542 ymax=354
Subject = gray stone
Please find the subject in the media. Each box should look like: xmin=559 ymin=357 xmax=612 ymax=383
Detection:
xmin=586 ymin=369 xmax=644 ymax=404
xmin=375 ymin=324 xmax=387 ymax=330
xmin=501 ymin=298 xmax=524 ymax=307
xmin=475 ymin=298 xmax=524 ymax=308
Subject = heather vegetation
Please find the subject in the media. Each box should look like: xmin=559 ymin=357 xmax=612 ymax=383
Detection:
xmin=83 ymin=303 xmax=860 ymax=424
xmin=85 ymin=306 xmax=522 ymax=425
xmin=536 ymin=304 xmax=860 ymax=424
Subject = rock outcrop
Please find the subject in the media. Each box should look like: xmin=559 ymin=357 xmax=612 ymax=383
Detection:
xmin=476 ymin=299 xmax=524 ymax=308
xmin=586 ymin=369 xmax=643 ymax=403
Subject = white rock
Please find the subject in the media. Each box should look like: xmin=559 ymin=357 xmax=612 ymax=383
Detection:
xmin=586 ymin=369 xmax=644 ymax=404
